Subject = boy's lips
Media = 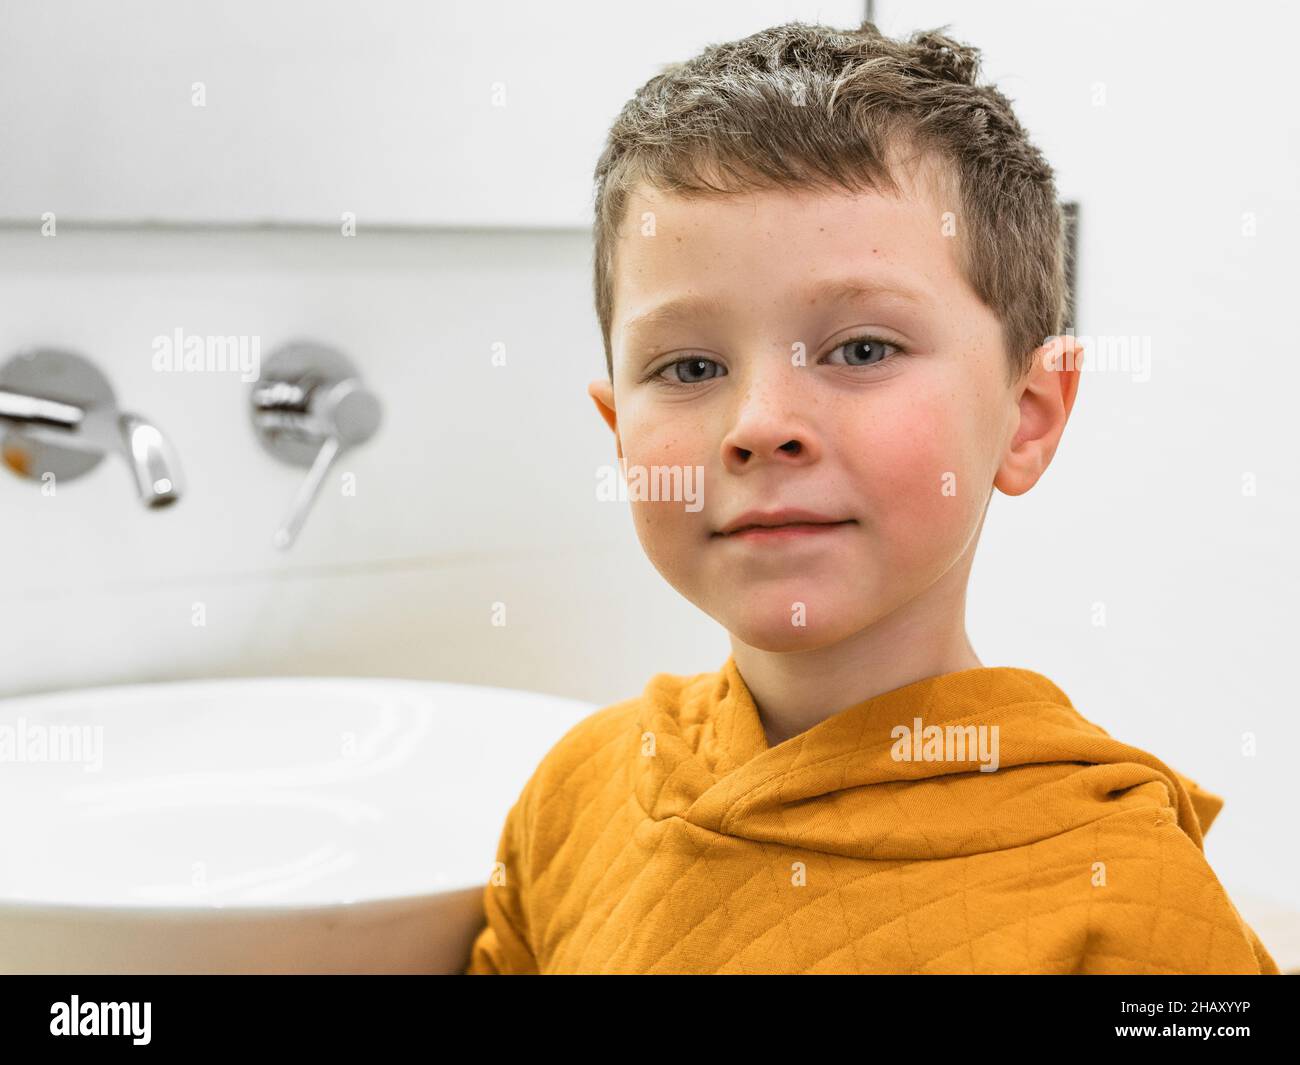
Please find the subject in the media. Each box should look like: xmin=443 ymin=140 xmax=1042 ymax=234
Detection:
xmin=719 ymin=521 xmax=855 ymax=544
xmin=712 ymin=507 xmax=856 ymax=539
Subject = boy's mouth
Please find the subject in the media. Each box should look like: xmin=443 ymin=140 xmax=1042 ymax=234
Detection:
xmin=713 ymin=508 xmax=855 ymax=537
xmin=719 ymin=521 xmax=855 ymax=544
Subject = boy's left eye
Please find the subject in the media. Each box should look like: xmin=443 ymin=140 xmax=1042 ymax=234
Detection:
xmin=824 ymin=336 xmax=903 ymax=368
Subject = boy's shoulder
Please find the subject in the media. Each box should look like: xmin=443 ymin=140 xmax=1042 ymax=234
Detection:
xmin=514 ymin=664 xmax=718 ymax=811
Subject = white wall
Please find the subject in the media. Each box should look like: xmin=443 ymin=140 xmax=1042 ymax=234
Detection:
xmin=0 ymin=0 xmax=1295 ymax=936
xmin=0 ymin=0 xmax=864 ymax=226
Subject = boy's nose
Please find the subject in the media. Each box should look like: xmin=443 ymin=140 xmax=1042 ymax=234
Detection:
xmin=721 ymin=387 xmax=819 ymax=468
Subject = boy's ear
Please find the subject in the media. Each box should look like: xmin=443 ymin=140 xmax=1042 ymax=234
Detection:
xmin=587 ymin=377 xmax=623 ymax=459
xmin=994 ymin=336 xmax=1084 ymax=497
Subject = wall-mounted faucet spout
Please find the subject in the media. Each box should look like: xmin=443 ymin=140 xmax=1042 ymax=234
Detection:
xmin=0 ymin=348 xmax=183 ymax=508
xmin=119 ymin=414 xmax=182 ymax=507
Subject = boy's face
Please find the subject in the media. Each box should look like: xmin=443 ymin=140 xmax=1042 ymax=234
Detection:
xmin=589 ymin=161 xmax=1078 ymax=654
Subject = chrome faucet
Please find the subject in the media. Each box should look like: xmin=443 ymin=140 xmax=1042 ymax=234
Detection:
xmin=0 ymin=348 xmax=183 ymax=507
xmin=250 ymin=340 xmax=381 ymax=549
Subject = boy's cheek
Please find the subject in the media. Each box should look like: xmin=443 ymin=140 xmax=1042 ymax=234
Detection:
xmin=618 ymin=407 xmax=708 ymax=471
xmin=846 ymin=407 xmax=956 ymax=499
xmin=846 ymin=412 xmax=986 ymax=556
xmin=619 ymin=429 xmax=716 ymax=528
xmin=628 ymin=502 xmax=709 ymax=592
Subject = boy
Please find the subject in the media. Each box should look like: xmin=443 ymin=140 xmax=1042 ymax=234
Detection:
xmin=465 ymin=20 xmax=1278 ymax=974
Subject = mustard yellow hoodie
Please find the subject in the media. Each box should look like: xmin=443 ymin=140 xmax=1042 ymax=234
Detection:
xmin=466 ymin=657 xmax=1278 ymax=974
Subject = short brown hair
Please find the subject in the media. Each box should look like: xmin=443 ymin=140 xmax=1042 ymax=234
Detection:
xmin=592 ymin=20 xmax=1066 ymax=386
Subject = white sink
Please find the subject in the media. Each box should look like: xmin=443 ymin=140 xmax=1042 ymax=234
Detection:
xmin=0 ymin=676 xmax=595 ymax=973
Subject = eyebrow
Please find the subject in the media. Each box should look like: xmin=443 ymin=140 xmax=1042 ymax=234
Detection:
xmin=620 ymin=276 xmax=930 ymax=341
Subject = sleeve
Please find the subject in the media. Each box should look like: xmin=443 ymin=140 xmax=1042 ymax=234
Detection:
xmin=1075 ymin=819 xmax=1283 ymax=975
xmin=463 ymin=792 xmax=539 ymax=975
xmin=461 ymin=700 xmax=616 ymax=974
xmin=1214 ymin=877 xmax=1281 ymax=975
xmin=1238 ymin=916 xmax=1281 ymax=976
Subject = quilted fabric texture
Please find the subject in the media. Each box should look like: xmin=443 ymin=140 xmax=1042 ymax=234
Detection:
xmin=466 ymin=657 xmax=1279 ymax=974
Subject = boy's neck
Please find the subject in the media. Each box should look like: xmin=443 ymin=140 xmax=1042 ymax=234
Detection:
xmin=731 ymin=585 xmax=984 ymax=749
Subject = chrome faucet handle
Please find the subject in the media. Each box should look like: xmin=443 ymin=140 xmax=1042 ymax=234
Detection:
xmin=250 ymin=342 xmax=382 ymax=550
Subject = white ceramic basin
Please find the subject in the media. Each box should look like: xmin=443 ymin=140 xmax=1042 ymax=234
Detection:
xmin=0 ymin=676 xmax=596 ymax=973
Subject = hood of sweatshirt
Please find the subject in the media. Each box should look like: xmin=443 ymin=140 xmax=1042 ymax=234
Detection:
xmin=634 ymin=655 xmax=1223 ymax=862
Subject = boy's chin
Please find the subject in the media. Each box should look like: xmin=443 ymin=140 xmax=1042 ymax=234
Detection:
xmin=717 ymin=609 xmax=868 ymax=655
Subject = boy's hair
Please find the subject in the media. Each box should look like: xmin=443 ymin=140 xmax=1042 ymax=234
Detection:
xmin=592 ymin=20 xmax=1066 ymax=387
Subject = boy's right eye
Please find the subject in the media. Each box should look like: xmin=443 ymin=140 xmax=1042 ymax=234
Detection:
xmin=655 ymin=356 xmax=727 ymax=386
